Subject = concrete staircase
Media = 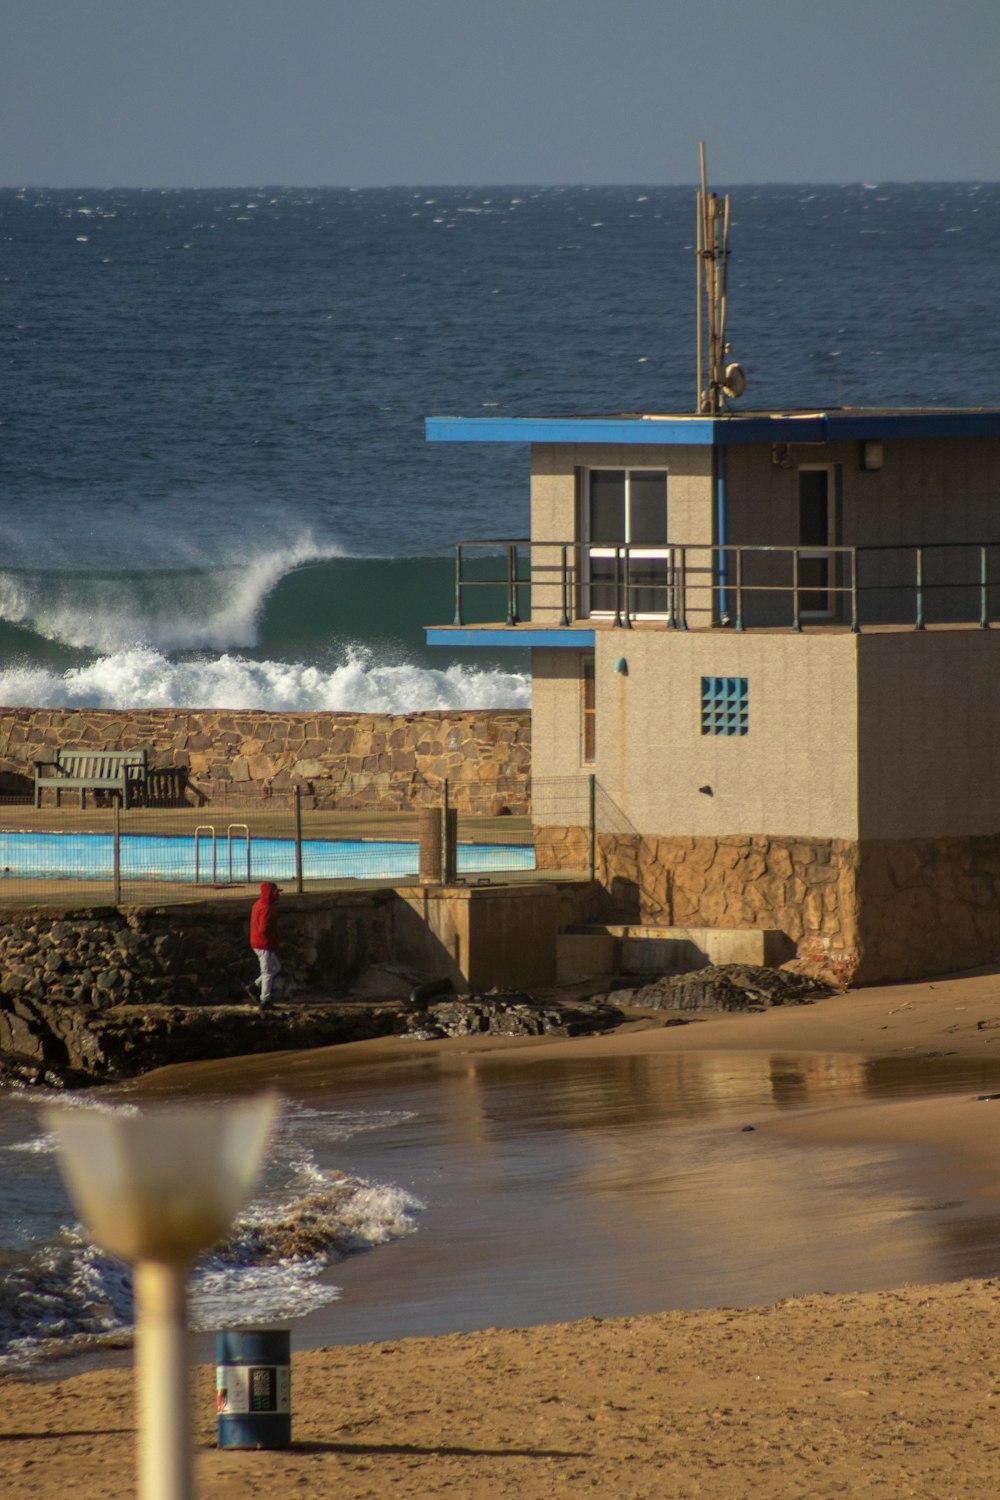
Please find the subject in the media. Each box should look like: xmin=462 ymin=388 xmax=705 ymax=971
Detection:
xmin=556 ymin=924 xmax=794 ymax=985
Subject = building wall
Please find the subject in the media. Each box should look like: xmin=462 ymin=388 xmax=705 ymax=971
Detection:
xmin=532 ymin=632 xmax=861 ymax=840
xmin=726 ymin=435 xmax=1000 ymax=549
xmin=856 ymin=630 xmax=1000 ymax=841
xmin=724 ymin=436 xmax=1000 ymax=628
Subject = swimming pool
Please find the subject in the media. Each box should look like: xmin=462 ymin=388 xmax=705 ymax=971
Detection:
xmin=0 ymin=831 xmax=535 ymax=884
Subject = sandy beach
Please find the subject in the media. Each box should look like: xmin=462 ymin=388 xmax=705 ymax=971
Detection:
xmin=7 ymin=966 xmax=1000 ymax=1498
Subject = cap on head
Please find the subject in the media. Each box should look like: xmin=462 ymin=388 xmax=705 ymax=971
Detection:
xmin=260 ymin=881 xmax=281 ymax=897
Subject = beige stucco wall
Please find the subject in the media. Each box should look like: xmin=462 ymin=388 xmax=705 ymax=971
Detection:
xmin=857 ymin=629 xmax=1000 ymax=840
xmin=532 ymin=631 xmax=861 ymax=840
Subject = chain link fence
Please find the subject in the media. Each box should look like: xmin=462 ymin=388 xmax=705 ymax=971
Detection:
xmin=0 ymin=776 xmax=597 ymax=905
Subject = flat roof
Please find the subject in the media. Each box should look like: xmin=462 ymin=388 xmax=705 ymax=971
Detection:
xmin=426 ymin=408 xmax=1000 ymax=446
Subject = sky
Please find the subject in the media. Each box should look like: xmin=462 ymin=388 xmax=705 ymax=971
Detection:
xmin=3 ymin=0 xmax=1000 ymax=188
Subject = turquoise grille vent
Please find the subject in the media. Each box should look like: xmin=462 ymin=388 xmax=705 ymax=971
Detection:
xmin=701 ymin=676 xmax=749 ymax=736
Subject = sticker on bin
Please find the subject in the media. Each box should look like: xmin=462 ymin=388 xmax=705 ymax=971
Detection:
xmin=216 ymin=1364 xmax=291 ymax=1415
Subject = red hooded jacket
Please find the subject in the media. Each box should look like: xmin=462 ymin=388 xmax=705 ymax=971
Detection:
xmin=250 ymin=882 xmax=280 ymax=951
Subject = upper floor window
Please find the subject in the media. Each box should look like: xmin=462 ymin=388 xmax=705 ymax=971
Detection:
xmin=798 ymin=465 xmax=839 ymax=617
xmin=583 ymin=468 xmax=669 ymax=618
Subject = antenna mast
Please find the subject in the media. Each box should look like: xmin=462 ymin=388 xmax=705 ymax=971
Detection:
xmin=696 ymin=143 xmax=743 ymax=414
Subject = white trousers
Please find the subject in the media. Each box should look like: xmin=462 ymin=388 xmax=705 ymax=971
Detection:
xmin=253 ymin=948 xmax=281 ymax=1001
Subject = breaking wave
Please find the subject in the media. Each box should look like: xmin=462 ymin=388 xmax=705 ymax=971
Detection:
xmin=0 ymin=538 xmax=345 ymax=655
xmin=0 ymin=546 xmax=530 ymax=710
xmin=0 ymin=645 xmax=530 ymax=711
xmin=0 ymin=1102 xmax=423 ymax=1372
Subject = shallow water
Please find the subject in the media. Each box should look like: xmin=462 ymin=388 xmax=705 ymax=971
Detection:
xmin=9 ymin=1042 xmax=1000 ymax=1378
xmin=130 ymin=1043 xmax=1000 ymax=1349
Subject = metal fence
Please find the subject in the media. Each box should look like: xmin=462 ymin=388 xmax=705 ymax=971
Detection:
xmin=452 ymin=536 xmax=1000 ymax=633
xmin=0 ymin=776 xmax=596 ymax=906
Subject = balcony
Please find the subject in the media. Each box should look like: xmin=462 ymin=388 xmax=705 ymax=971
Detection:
xmin=427 ymin=539 xmax=1000 ymax=642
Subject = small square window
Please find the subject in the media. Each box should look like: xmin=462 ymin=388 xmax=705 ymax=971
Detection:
xmin=701 ymin=676 xmax=748 ymax=736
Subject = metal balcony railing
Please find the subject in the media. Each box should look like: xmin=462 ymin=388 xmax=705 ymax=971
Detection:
xmin=450 ymin=539 xmax=1000 ymax=633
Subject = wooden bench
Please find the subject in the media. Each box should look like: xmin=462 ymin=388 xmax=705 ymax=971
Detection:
xmin=34 ymin=749 xmax=149 ymax=809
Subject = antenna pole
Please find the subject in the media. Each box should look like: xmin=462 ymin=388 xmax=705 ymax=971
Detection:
xmin=696 ymin=143 xmax=732 ymax=415
xmin=696 ymin=186 xmax=703 ymax=411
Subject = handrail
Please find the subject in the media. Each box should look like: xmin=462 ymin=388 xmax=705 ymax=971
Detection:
xmin=194 ymin=825 xmax=216 ymax=884
xmin=227 ymin=824 xmax=251 ymax=883
xmin=448 ymin=538 xmax=1000 ymax=634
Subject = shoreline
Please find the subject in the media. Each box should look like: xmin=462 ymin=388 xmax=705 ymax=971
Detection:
xmin=7 ymin=967 xmax=1000 ymax=1497
xmin=135 ymin=962 xmax=1000 ymax=1199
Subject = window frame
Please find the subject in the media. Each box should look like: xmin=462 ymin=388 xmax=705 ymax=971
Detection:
xmin=580 ymin=467 xmax=672 ymax=621
xmin=797 ymin=463 xmax=840 ymax=619
xmin=580 ymin=652 xmax=596 ymax=765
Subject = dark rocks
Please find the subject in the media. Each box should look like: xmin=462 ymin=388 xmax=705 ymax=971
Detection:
xmin=405 ymin=989 xmax=624 ymax=1040
xmin=81 ymin=1000 xmax=406 ymax=1078
xmin=603 ymin=964 xmax=837 ymax=1014
xmin=0 ymin=981 xmax=630 ymax=1086
xmin=0 ymin=998 xmax=410 ymax=1085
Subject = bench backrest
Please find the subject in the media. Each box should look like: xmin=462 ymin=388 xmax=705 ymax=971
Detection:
xmin=55 ymin=749 xmax=148 ymax=779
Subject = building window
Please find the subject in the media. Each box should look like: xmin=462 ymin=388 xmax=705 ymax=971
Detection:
xmin=701 ymin=676 xmax=748 ymax=736
xmin=583 ymin=468 xmax=670 ymax=618
xmin=581 ymin=653 xmax=596 ymax=763
xmin=798 ymin=465 xmax=839 ymax=616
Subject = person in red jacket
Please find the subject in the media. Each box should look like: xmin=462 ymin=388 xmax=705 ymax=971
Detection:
xmin=249 ymin=881 xmax=281 ymax=1008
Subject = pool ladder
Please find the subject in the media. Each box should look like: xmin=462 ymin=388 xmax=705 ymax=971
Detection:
xmin=194 ymin=824 xmax=251 ymax=884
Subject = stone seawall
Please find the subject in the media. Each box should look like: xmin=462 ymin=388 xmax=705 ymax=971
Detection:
xmin=0 ymin=893 xmax=407 ymax=1079
xmin=0 ymin=881 xmax=599 ymax=1081
xmin=0 ymin=708 xmax=531 ymax=810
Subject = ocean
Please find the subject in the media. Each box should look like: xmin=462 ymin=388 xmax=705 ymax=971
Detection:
xmin=3 ymin=181 xmax=999 ymax=710
xmin=3 ymin=180 xmax=1000 ymax=1371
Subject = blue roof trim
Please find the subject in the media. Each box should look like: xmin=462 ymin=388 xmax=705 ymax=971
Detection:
xmin=426 ymin=627 xmax=596 ymax=649
xmin=426 ymin=411 xmax=1000 ymax=447
xmin=426 ymin=416 xmax=721 ymax=445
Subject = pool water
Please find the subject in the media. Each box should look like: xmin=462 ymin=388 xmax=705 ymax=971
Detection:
xmin=0 ymin=831 xmax=535 ymax=884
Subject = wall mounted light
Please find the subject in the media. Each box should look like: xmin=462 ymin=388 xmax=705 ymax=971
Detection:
xmin=614 ymin=658 xmax=628 ymax=675
xmin=860 ymin=440 xmax=883 ymax=472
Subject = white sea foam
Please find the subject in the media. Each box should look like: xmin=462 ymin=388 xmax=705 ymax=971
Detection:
xmin=0 ymin=646 xmax=531 ymax=711
xmin=0 ymin=1099 xmax=423 ymax=1371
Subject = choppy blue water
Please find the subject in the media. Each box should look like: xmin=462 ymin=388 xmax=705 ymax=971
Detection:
xmin=4 ymin=182 xmax=999 ymax=710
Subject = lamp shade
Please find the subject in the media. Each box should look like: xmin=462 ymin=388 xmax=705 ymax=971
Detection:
xmin=42 ymin=1095 xmax=279 ymax=1265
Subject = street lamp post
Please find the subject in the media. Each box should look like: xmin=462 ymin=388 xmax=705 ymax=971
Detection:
xmin=43 ymin=1095 xmax=279 ymax=1500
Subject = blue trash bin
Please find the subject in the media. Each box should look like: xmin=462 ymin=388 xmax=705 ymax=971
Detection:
xmin=216 ymin=1329 xmax=291 ymax=1449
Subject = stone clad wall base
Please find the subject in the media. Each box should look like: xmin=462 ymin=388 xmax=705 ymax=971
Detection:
xmin=536 ymin=828 xmax=861 ymax=983
xmin=856 ymin=833 xmax=1000 ymax=984
xmin=539 ymin=825 xmax=1000 ymax=986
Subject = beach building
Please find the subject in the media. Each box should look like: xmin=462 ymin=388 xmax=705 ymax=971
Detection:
xmin=425 ymin=405 xmax=1000 ymax=984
